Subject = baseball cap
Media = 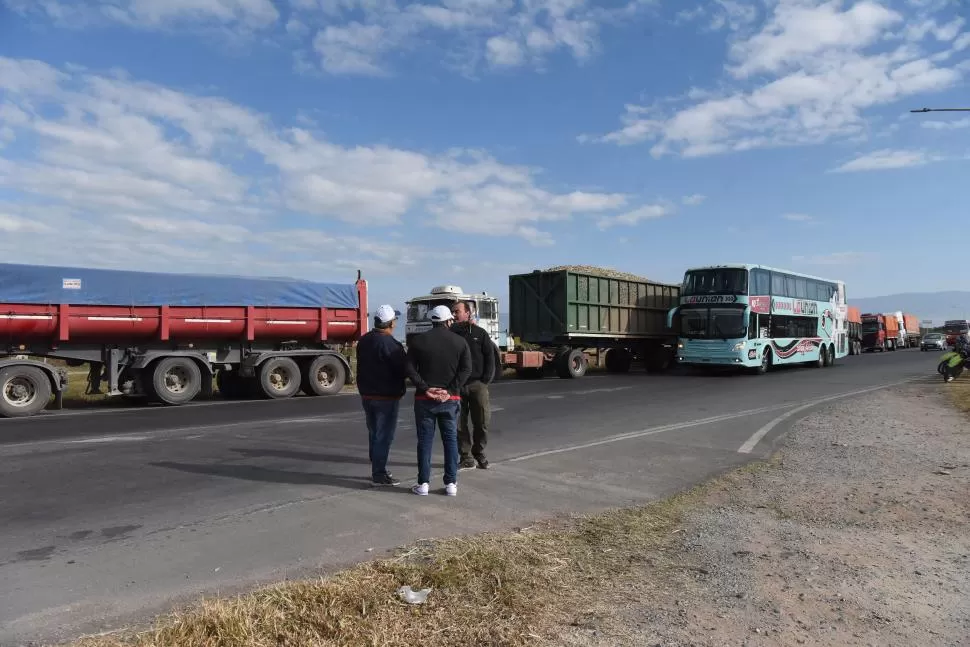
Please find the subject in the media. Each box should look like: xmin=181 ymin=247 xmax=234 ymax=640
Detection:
xmin=429 ymin=305 xmax=454 ymax=322
xmin=374 ymin=304 xmax=400 ymax=324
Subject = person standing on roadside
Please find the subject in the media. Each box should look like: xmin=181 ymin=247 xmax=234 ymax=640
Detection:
xmin=406 ymin=305 xmax=471 ymax=496
xmin=450 ymin=301 xmax=496 ymax=470
xmin=355 ymin=304 xmax=429 ymax=487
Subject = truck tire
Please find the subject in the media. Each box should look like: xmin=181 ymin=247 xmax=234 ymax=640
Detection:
xmin=149 ymin=357 xmax=202 ymax=405
xmin=301 ymin=355 xmax=346 ymax=396
xmin=0 ymin=365 xmax=52 ymax=417
xmin=604 ymin=348 xmax=632 ymax=373
xmin=259 ymin=357 xmax=302 ymax=399
xmin=556 ymin=349 xmax=587 ymax=379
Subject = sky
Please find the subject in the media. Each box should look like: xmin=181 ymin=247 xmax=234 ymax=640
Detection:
xmin=0 ymin=0 xmax=968 ymax=317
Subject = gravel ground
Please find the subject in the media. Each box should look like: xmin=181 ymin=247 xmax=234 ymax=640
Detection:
xmin=553 ymin=384 xmax=970 ymax=647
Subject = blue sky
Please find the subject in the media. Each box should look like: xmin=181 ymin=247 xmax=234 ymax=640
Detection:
xmin=1 ymin=0 xmax=968 ymax=315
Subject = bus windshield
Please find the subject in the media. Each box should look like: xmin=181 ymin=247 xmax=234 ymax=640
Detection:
xmin=680 ymin=306 xmax=747 ymax=339
xmin=944 ymin=323 xmax=969 ymax=335
xmin=682 ymin=268 xmax=748 ymax=296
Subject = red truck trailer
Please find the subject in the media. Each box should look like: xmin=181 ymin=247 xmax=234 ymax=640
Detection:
xmin=860 ymin=313 xmax=899 ymax=352
xmin=0 ymin=263 xmax=367 ymax=417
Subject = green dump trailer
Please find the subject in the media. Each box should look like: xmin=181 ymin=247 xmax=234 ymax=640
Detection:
xmin=502 ymin=267 xmax=681 ymax=379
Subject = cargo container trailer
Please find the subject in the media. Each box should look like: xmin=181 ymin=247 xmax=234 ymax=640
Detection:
xmin=861 ymin=313 xmax=899 ymax=352
xmin=846 ymin=306 xmax=862 ymax=355
xmin=502 ymin=268 xmax=680 ymax=379
xmin=0 ymin=263 xmax=367 ymax=418
xmin=901 ymin=313 xmax=921 ymax=348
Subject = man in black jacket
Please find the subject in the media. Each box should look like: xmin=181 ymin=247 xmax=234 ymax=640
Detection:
xmin=356 ymin=304 xmax=431 ymax=486
xmin=406 ymin=305 xmax=472 ymax=496
xmin=450 ymin=301 xmax=496 ymax=470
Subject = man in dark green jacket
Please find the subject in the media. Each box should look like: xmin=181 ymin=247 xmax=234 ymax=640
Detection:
xmin=450 ymin=301 xmax=496 ymax=470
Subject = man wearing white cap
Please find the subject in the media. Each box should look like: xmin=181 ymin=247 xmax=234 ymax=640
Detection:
xmin=356 ymin=304 xmax=430 ymax=486
xmin=405 ymin=305 xmax=472 ymax=496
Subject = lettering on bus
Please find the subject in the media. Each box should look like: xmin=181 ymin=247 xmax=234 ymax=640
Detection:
xmin=793 ymin=300 xmax=818 ymax=316
xmin=749 ymin=296 xmax=770 ymax=314
xmin=681 ymin=295 xmax=739 ymax=304
xmin=771 ymin=299 xmax=793 ymax=313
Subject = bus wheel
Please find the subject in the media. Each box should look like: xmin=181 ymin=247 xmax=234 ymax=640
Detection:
xmin=814 ymin=345 xmax=825 ymax=368
xmin=827 ymin=344 xmax=836 ymax=366
xmin=753 ymin=349 xmax=772 ymax=375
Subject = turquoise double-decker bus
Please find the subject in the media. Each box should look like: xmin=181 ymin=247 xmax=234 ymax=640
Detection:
xmin=666 ymin=264 xmax=849 ymax=374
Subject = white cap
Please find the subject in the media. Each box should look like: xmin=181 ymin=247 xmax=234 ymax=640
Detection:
xmin=375 ymin=304 xmax=400 ymax=324
xmin=429 ymin=305 xmax=454 ymax=322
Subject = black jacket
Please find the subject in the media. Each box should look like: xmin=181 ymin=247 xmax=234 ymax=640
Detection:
xmin=406 ymin=325 xmax=472 ymax=397
xmin=450 ymin=321 xmax=496 ymax=384
xmin=356 ymin=329 xmax=427 ymax=398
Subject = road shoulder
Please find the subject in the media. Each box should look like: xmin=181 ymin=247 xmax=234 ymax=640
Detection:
xmin=553 ymin=383 xmax=970 ymax=646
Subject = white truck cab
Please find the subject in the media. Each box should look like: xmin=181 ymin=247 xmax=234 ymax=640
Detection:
xmin=405 ymin=285 xmax=509 ymax=350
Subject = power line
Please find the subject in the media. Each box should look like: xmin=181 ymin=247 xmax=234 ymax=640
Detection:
xmin=910 ymin=107 xmax=970 ymax=113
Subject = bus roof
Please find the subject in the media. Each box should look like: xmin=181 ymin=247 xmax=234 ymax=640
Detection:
xmin=683 ymin=263 xmax=844 ymax=286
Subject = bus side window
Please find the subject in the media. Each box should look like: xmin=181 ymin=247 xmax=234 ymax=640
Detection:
xmin=749 ymin=312 xmax=758 ymax=339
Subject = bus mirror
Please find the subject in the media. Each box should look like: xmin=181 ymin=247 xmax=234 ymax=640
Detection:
xmin=666 ymin=307 xmax=677 ymax=328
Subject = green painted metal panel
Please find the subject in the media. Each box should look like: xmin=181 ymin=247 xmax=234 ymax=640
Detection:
xmin=508 ymin=269 xmax=680 ymax=344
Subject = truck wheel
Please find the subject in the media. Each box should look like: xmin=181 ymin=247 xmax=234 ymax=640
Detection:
xmin=301 ymin=355 xmax=347 ymax=396
xmin=259 ymin=357 xmax=302 ymax=399
xmin=605 ymin=348 xmax=632 ymax=373
xmin=556 ymin=349 xmax=587 ymax=379
xmin=0 ymin=366 xmax=52 ymax=417
xmin=150 ymin=357 xmax=202 ymax=405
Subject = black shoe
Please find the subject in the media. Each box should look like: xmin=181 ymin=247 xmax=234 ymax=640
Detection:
xmin=372 ymin=473 xmax=401 ymax=486
xmin=459 ymin=458 xmax=477 ymax=470
xmin=475 ymin=456 xmax=489 ymax=470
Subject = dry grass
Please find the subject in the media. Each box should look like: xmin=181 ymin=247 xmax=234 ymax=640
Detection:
xmin=945 ymin=375 xmax=970 ymax=415
xmin=67 ymin=483 xmax=723 ymax=647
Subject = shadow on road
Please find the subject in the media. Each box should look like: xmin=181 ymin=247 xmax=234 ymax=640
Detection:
xmin=229 ymin=447 xmax=436 ymax=469
xmin=149 ymin=461 xmax=402 ymax=491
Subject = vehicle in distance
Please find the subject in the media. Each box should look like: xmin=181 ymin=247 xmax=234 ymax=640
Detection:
xmin=861 ymin=313 xmax=899 ymax=352
xmin=921 ymin=332 xmax=947 ymax=351
xmin=943 ymin=319 xmax=969 ymax=347
xmin=503 ymin=266 xmax=680 ymax=379
xmin=667 ymin=264 xmax=849 ymax=374
xmin=891 ymin=311 xmax=922 ymax=348
xmin=846 ymin=306 xmax=862 ymax=356
xmin=0 ymin=263 xmax=367 ymax=418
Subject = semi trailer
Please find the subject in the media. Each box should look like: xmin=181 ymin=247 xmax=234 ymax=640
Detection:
xmin=0 ymin=263 xmax=367 ymax=418
xmin=846 ymin=306 xmax=862 ymax=355
xmin=861 ymin=313 xmax=899 ymax=352
xmin=502 ymin=267 xmax=680 ymax=379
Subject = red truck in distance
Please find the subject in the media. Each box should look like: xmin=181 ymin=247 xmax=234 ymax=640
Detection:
xmin=860 ymin=313 xmax=900 ymax=352
xmin=0 ymin=263 xmax=367 ymax=418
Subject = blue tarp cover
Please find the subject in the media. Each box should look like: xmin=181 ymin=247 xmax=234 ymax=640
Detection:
xmin=0 ymin=263 xmax=360 ymax=309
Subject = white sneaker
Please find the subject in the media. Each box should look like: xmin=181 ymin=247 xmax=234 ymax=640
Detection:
xmin=445 ymin=483 xmax=457 ymax=497
xmin=412 ymin=482 xmax=429 ymax=496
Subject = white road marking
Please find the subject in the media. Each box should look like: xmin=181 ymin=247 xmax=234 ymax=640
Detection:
xmin=66 ymin=435 xmax=151 ymax=444
xmin=489 ymin=406 xmax=504 ymax=413
xmin=547 ymin=395 xmax=564 ymax=399
xmin=736 ymin=378 xmax=919 ymax=454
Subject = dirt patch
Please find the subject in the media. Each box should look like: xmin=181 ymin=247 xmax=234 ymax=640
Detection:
xmin=553 ymin=384 xmax=970 ymax=647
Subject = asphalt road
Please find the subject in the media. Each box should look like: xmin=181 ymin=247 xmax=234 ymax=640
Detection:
xmin=0 ymin=350 xmax=936 ymax=645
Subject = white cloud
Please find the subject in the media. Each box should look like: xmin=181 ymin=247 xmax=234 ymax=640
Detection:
xmin=3 ymin=0 xmax=280 ymax=29
xmin=920 ymin=117 xmax=970 ymax=129
xmin=782 ymin=212 xmax=814 ymax=222
xmin=831 ymin=148 xmax=942 ymax=172
xmin=290 ymin=0 xmax=647 ymax=75
xmin=682 ymin=193 xmax=706 ymax=206
xmin=597 ymin=203 xmax=671 ymax=229
xmin=592 ymin=0 xmax=969 ymax=157
xmin=0 ymin=56 xmax=648 ymax=279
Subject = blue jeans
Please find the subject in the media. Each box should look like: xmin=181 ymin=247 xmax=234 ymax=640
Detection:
xmin=414 ymin=398 xmax=460 ymax=485
xmin=361 ymin=398 xmax=400 ymax=480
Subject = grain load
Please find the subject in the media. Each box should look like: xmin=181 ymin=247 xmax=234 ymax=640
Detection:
xmin=545 ymin=265 xmax=651 ymax=282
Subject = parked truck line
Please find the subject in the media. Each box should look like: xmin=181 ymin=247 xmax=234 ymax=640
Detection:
xmin=0 ymin=263 xmax=367 ymax=418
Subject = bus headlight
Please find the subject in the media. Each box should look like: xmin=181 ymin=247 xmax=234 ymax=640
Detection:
xmin=733 ymin=342 xmax=745 ymax=351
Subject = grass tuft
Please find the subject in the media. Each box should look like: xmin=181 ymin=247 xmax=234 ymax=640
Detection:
xmin=67 ymin=484 xmax=724 ymax=647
